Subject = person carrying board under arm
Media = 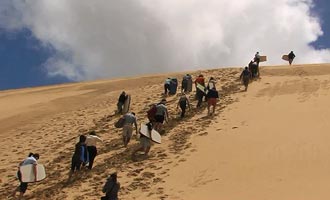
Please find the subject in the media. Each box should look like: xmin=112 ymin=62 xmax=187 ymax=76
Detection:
xmin=11 ymin=153 xmax=39 ymax=200
xmin=131 ymin=122 xmax=153 ymax=160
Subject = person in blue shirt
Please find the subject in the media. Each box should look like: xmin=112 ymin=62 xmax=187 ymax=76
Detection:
xmin=69 ymin=135 xmax=88 ymax=178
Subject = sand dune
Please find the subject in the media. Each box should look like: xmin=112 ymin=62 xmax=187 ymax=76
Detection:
xmin=1 ymin=64 xmax=330 ymax=199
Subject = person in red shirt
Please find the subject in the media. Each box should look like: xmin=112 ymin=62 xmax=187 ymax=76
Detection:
xmin=195 ymin=75 xmax=205 ymax=108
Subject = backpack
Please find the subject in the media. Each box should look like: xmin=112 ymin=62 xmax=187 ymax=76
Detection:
xmin=147 ymin=104 xmax=157 ymax=121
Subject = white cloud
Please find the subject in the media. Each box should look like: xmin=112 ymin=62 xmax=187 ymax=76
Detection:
xmin=1 ymin=0 xmax=330 ymax=81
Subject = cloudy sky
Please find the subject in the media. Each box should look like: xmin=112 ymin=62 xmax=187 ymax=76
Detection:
xmin=0 ymin=0 xmax=330 ymax=90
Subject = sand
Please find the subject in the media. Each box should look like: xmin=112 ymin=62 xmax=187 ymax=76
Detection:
xmin=1 ymin=64 xmax=330 ymax=199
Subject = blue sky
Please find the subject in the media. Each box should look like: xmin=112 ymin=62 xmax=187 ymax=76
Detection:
xmin=0 ymin=29 xmax=70 ymax=90
xmin=0 ymin=0 xmax=330 ymax=91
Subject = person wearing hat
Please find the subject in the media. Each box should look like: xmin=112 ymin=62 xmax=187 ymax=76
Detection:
xmin=154 ymin=99 xmax=169 ymax=133
xmin=101 ymin=172 xmax=120 ymax=200
xmin=11 ymin=153 xmax=40 ymax=199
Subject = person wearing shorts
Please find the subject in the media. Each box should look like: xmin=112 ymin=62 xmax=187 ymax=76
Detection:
xmin=122 ymin=112 xmax=138 ymax=147
xmin=206 ymin=88 xmax=219 ymax=116
xmin=12 ymin=153 xmax=39 ymax=199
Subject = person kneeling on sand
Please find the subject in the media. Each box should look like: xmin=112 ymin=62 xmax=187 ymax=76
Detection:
xmin=101 ymin=172 xmax=120 ymax=200
xmin=69 ymin=135 xmax=88 ymax=179
xmin=131 ymin=122 xmax=153 ymax=160
xmin=122 ymin=112 xmax=138 ymax=147
xmin=240 ymin=67 xmax=251 ymax=91
xmin=11 ymin=153 xmax=40 ymax=200
xmin=206 ymin=88 xmax=219 ymax=116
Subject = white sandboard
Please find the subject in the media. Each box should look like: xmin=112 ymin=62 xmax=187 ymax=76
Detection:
xmin=20 ymin=164 xmax=46 ymax=183
xmin=259 ymin=55 xmax=267 ymax=62
xmin=196 ymin=83 xmax=206 ymax=93
xmin=140 ymin=123 xmax=161 ymax=144
xmin=208 ymin=82 xmax=215 ymax=90
xmin=282 ymin=55 xmax=289 ymax=61
xmin=123 ymin=95 xmax=131 ymax=113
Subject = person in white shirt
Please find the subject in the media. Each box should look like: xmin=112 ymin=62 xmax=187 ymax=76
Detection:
xmin=11 ymin=153 xmax=39 ymax=199
xmin=85 ymin=131 xmax=103 ymax=169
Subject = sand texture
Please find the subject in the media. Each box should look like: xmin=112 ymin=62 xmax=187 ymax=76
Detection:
xmin=1 ymin=64 xmax=330 ymax=199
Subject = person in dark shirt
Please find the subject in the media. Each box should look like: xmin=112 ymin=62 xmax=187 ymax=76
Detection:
xmin=102 ymin=172 xmax=120 ymax=200
xmin=206 ymin=88 xmax=219 ymax=116
xmin=117 ymin=91 xmax=127 ymax=114
xmin=240 ymin=67 xmax=251 ymax=91
xmin=288 ymin=51 xmax=296 ymax=65
xmin=69 ymin=135 xmax=88 ymax=179
xmin=177 ymin=93 xmax=190 ymax=118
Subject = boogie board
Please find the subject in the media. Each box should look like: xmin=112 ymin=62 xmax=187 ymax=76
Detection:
xmin=208 ymin=81 xmax=215 ymax=90
xmin=122 ymin=95 xmax=131 ymax=114
xmin=282 ymin=55 xmax=289 ymax=61
xmin=20 ymin=164 xmax=46 ymax=183
xmin=140 ymin=123 xmax=161 ymax=144
xmin=259 ymin=56 xmax=267 ymax=62
xmin=114 ymin=117 xmax=125 ymax=128
xmin=196 ymin=83 xmax=206 ymax=93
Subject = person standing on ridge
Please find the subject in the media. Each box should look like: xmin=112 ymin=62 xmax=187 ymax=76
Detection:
xmin=121 ymin=112 xmax=138 ymax=147
xmin=288 ymin=51 xmax=296 ymax=65
xmin=254 ymin=52 xmax=260 ymax=66
xmin=240 ymin=67 xmax=251 ymax=91
xmin=117 ymin=91 xmax=127 ymax=114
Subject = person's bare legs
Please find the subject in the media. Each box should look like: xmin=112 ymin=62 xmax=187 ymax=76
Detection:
xmin=212 ymin=104 xmax=216 ymax=115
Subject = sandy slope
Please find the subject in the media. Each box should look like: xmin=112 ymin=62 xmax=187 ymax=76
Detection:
xmin=1 ymin=64 xmax=330 ymax=199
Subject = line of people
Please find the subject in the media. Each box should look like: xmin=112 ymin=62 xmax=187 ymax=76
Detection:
xmin=11 ymin=68 xmax=251 ymax=200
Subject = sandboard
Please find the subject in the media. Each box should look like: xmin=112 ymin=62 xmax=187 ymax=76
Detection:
xmin=259 ymin=56 xmax=267 ymax=62
xmin=208 ymin=82 xmax=215 ymax=90
xmin=196 ymin=83 xmax=206 ymax=93
xmin=282 ymin=55 xmax=289 ymax=61
xmin=114 ymin=117 xmax=125 ymax=128
xmin=123 ymin=95 xmax=131 ymax=113
xmin=140 ymin=123 xmax=161 ymax=144
xmin=20 ymin=164 xmax=46 ymax=183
